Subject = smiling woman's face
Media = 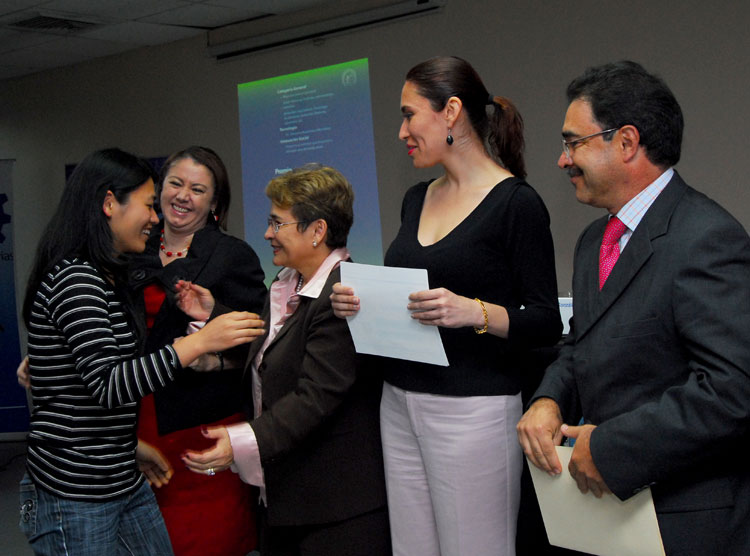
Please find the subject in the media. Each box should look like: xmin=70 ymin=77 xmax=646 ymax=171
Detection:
xmin=265 ymin=203 xmax=317 ymax=272
xmin=107 ymin=178 xmax=159 ymax=254
xmin=398 ymin=80 xmax=447 ymax=168
xmin=160 ymin=157 xmax=216 ymax=234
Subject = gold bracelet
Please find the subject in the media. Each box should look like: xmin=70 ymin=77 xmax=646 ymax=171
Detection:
xmin=474 ymin=298 xmax=489 ymax=334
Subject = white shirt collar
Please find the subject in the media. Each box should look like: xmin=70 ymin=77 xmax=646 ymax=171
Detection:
xmin=274 ymin=246 xmax=350 ymax=299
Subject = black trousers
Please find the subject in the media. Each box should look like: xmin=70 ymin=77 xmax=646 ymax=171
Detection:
xmin=259 ymin=505 xmax=391 ymax=556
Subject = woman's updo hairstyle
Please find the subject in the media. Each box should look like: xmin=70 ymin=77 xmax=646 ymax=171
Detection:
xmin=405 ymin=56 xmax=526 ymax=178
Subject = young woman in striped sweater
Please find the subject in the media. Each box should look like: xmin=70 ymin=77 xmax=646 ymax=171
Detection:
xmin=19 ymin=148 xmax=263 ymax=555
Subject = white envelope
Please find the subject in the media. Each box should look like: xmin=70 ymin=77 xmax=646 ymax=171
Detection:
xmin=528 ymin=446 xmax=665 ymax=556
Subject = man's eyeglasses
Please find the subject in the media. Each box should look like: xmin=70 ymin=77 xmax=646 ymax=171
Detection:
xmin=562 ymin=128 xmax=618 ymax=159
xmin=267 ymin=218 xmax=306 ymax=233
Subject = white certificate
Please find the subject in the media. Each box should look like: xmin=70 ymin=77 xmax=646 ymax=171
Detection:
xmin=528 ymin=446 xmax=665 ymax=556
xmin=339 ymin=262 xmax=448 ymax=366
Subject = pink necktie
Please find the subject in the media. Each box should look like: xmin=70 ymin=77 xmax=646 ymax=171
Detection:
xmin=599 ymin=216 xmax=627 ymax=289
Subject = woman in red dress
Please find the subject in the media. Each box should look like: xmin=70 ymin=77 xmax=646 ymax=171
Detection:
xmin=131 ymin=146 xmax=266 ymax=555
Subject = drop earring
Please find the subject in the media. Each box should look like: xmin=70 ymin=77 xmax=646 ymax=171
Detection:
xmin=446 ymin=129 xmax=454 ymax=146
xmin=211 ymin=209 xmax=218 ymax=222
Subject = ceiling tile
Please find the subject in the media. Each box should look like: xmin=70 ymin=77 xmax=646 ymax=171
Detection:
xmin=26 ymin=0 xmax=191 ymax=20
xmin=79 ymin=20 xmax=201 ymax=45
xmin=2 ymin=34 xmax=134 ymax=66
xmin=140 ymin=3 xmax=265 ymax=28
xmin=0 ymin=27 xmax=58 ymax=52
xmin=0 ymin=64 xmax=38 ymax=79
xmin=0 ymin=8 xmax=44 ymax=25
xmin=0 ymin=1 xmax=53 ymax=17
xmin=0 ymin=0 xmax=340 ymax=80
xmin=199 ymin=0 xmax=330 ymax=13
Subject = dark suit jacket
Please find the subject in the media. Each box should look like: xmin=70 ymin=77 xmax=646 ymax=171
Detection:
xmin=129 ymin=221 xmax=266 ymax=434
xmin=245 ymin=266 xmax=387 ymax=527
xmin=534 ymin=173 xmax=750 ymax=555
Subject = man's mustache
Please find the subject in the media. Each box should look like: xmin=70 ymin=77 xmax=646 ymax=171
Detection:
xmin=567 ymin=166 xmax=583 ymax=178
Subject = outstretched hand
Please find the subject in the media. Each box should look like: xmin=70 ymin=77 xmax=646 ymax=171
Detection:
xmin=175 ymin=280 xmax=216 ymax=321
xmin=195 ymin=311 xmax=265 ymax=353
xmin=173 ymin=311 xmax=265 ymax=369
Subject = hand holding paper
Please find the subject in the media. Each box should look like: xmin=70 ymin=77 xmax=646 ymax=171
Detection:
xmin=330 ymin=282 xmax=360 ymax=317
xmin=517 ymin=397 xmax=565 ymax=475
xmin=406 ymin=287 xmax=483 ymax=328
xmin=339 ymin=262 xmax=448 ymax=366
xmin=562 ymin=423 xmax=611 ymax=498
xmin=528 ymin=446 xmax=665 ymax=556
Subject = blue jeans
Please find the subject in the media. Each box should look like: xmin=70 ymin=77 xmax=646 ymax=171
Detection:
xmin=19 ymin=473 xmax=173 ymax=555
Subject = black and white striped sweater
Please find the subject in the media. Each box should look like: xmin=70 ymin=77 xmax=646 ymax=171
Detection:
xmin=26 ymin=258 xmax=181 ymax=500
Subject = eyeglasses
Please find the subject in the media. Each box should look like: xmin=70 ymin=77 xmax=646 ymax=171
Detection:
xmin=561 ymin=128 xmax=619 ymax=159
xmin=267 ymin=218 xmax=306 ymax=233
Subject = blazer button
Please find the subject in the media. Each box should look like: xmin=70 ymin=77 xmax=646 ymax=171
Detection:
xmin=131 ymin=269 xmax=146 ymax=280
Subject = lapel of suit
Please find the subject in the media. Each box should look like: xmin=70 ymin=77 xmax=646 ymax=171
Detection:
xmin=265 ymin=296 xmax=306 ymax=353
xmin=242 ymin=287 xmax=308 ymax=382
xmin=147 ymin=227 xmax=221 ymax=336
xmin=574 ymin=173 xmax=687 ymax=340
xmin=575 ymin=217 xmax=606 ymax=336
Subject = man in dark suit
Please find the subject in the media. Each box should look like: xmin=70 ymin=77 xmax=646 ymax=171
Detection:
xmin=517 ymin=61 xmax=750 ymax=555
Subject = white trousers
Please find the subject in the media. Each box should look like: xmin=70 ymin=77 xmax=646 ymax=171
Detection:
xmin=380 ymin=383 xmax=522 ymax=556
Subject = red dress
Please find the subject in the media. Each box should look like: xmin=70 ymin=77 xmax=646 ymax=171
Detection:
xmin=138 ymin=284 xmax=257 ymax=555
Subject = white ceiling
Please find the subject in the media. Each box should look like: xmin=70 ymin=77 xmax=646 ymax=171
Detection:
xmin=0 ymin=0 xmax=335 ymax=81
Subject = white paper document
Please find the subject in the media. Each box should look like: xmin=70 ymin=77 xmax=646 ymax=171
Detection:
xmin=528 ymin=446 xmax=665 ymax=556
xmin=558 ymin=297 xmax=573 ymax=335
xmin=339 ymin=262 xmax=448 ymax=366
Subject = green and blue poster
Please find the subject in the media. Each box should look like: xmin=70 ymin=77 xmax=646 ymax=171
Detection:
xmin=238 ymin=58 xmax=382 ymax=284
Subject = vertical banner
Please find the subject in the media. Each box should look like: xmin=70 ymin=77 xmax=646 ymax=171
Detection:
xmin=0 ymin=160 xmax=29 ymax=436
xmin=238 ymin=58 xmax=383 ymax=284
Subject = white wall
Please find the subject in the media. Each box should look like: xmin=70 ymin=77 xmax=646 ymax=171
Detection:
xmin=2 ymin=0 xmax=749 ymax=312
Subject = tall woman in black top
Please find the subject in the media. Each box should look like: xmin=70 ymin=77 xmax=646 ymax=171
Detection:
xmin=20 ymin=149 xmax=262 ymax=555
xmin=332 ymin=57 xmax=562 ymax=555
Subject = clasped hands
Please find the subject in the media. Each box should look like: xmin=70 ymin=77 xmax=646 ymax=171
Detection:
xmin=517 ymin=398 xmax=611 ymax=498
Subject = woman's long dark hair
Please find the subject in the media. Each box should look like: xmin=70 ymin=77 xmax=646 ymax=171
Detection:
xmin=23 ymin=148 xmax=157 ymax=326
xmin=406 ymin=56 xmax=526 ymax=178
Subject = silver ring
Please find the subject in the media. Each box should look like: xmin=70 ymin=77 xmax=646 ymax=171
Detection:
xmin=207 ymin=467 xmax=215 ymax=476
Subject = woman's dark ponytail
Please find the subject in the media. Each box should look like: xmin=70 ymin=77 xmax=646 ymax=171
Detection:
xmin=487 ymin=96 xmax=526 ymax=178
xmin=406 ymin=56 xmax=527 ymax=178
